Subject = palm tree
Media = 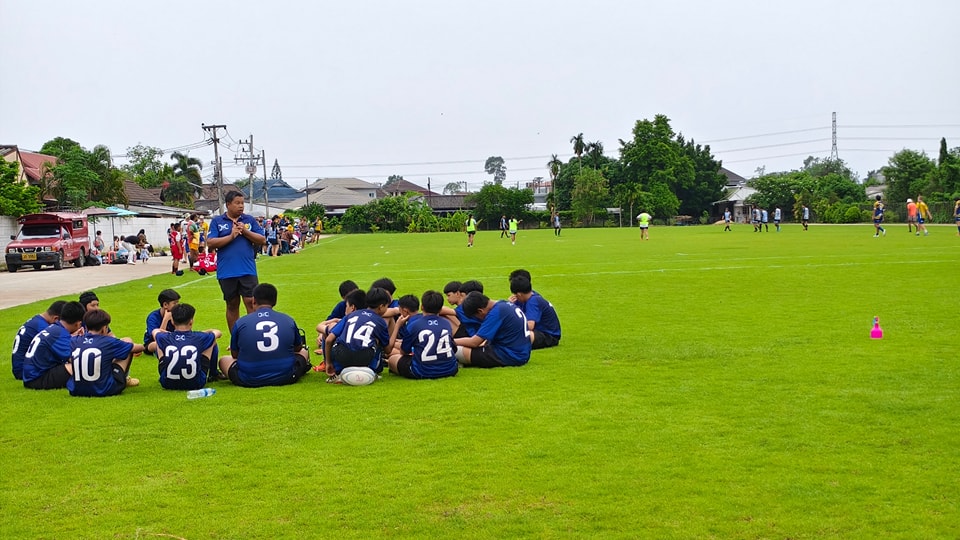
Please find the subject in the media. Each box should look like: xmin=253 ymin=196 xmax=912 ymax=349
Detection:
xmin=586 ymin=141 xmax=604 ymax=168
xmin=171 ymin=151 xmax=203 ymax=186
xmin=547 ymin=154 xmax=562 ymax=197
xmin=570 ymin=133 xmax=585 ymax=174
xmin=165 ymin=152 xmax=203 ymax=204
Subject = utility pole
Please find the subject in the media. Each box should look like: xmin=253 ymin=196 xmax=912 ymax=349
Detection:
xmin=235 ymin=134 xmax=260 ymax=205
xmin=202 ymin=123 xmax=227 ymax=213
xmin=830 ymin=112 xmax=838 ymax=160
xmin=260 ymin=150 xmax=269 ymax=219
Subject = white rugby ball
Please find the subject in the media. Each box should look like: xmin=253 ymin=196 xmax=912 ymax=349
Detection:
xmin=339 ymin=366 xmax=378 ymax=386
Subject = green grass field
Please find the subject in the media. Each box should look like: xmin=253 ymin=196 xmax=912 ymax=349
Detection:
xmin=2 ymin=224 xmax=958 ymax=539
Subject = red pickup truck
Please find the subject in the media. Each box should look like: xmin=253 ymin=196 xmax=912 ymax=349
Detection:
xmin=5 ymin=212 xmax=91 ymax=272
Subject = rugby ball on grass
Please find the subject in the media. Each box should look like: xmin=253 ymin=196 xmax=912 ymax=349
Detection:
xmin=339 ymin=366 xmax=378 ymax=386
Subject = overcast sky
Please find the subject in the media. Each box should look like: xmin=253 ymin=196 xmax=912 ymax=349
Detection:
xmin=2 ymin=0 xmax=958 ymax=191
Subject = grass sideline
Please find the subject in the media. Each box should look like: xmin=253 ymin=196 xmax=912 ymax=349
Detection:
xmin=1 ymin=224 xmax=958 ymax=538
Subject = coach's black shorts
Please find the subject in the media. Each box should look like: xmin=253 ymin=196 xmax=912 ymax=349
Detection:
xmin=23 ymin=364 xmax=70 ymax=390
xmin=218 ymin=275 xmax=259 ymax=302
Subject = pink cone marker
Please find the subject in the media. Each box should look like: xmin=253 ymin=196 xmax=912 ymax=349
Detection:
xmin=870 ymin=317 xmax=883 ymax=339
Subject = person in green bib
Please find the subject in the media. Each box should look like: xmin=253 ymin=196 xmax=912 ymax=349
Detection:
xmin=466 ymin=214 xmax=477 ymax=247
xmin=508 ymin=217 xmax=520 ymax=245
xmin=637 ymin=212 xmax=652 ymax=240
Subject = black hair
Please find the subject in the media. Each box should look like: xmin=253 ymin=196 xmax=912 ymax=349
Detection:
xmin=46 ymin=300 xmax=67 ymax=317
xmin=875 ymin=194 xmax=882 ymax=201
xmin=509 ymin=269 xmax=531 ymax=282
xmin=60 ymin=302 xmax=85 ymax=324
xmin=443 ymin=281 xmax=462 ymax=295
xmin=253 ymin=283 xmax=278 ymax=306
xmin=157 ymin=289 xmax=181 ymax=306
xmin=461 ymin=291 xmax=489 ymax=317
xmin=421 ymin=290 xmax=443 ymax=314
xmin=338 ymin=280 xmax=358 ymax=298
xmin=366 ymin=287 xmax=391 ymax=309
xmin=344 ymin=289 xmax=366 ymax=310
xmin=397 ymin=294 xmax=419 ymax=313
xmin=370 ymin=277 xmax=396 ymax=295
xmin=461 ymin=280 xmax=484 ymax=294
xmin=171 ymin=303 xmax=196 ymax=326
xmin=83 ymin=309 xmax=111 ymax=332
xmin=224 ymin=190 xmax=244 ymax=204
xmin=510 ymin=275 xmax=533 ymax=295
xmin=79 ymin=291 xmax=98 ymax=309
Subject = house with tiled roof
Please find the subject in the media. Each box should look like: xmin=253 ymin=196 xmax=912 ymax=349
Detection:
xmin=0 ymin=145 xmax=58 ymax=184
xmin=380 ymin=179 xmax=440 ymax=198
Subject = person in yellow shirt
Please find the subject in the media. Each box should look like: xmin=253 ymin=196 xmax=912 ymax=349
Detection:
xmin=915 ymin=195 xmax=931 ymax=236
xmin=312 ymin=217 xmax=323 ymax=244
xmin=637 ymin=212 xmax=652 ymax=240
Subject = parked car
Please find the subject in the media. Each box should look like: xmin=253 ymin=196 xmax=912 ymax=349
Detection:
xmin=5 ymin=212 xmax=91 ymax=272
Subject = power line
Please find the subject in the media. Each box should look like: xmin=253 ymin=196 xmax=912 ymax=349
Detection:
xmin=839 ymin=124 xmax=960 ymax=129
xmin=701 ymin=126 xmax=828 ymax=144
xmin=714 ymin=138 xmax=832 ymax=153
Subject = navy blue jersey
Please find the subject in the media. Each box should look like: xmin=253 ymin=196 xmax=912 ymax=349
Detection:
xmin=331 ymin=309 xmax=389 ymax=353
xmin=22 ymin=322 xmax=73 ymax=384
xmin=230 ymin=307 xmax=303 ymax=387
xmin=455 ymin=304 xmax=483 ymax=337
xmin=207 ymin=213 xmax=264 ymax=279
xmin=326 ymin=300 xmax=347 ymax=321
xmin=476 ymin=301 xmax=532 ymax=366
xmin=67 ymin=334 xmax=134 ymax=397
xmin=516 ymin=293 xmax=561 ymax=339
xmin=12 ymin=314 xmax=49 ymax=380
xmin=156 ymin=330 xmax=218 ymax=390
xmin=402 ymin=314 xmax=458 ymax=379
xmin=143 ymin=309 xmax=176 ymax=350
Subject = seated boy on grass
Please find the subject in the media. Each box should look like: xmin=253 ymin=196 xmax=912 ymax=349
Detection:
xmin=22 ymin=301 xmax=86 ymax=390
xmin=323 ymin=287 xmax=392 ymax=383
xmin=153 ymin=303 xmax=222 ymax=390
xmin=314 ymin=279 xmax=358 ymax=355
xmin=454 ymin=291 xmax=532 ymax=368
xmin=388 ymin=290 xmax=458 ymax=380
xmin=67 ymin=309 xmax=144 ymax=397
xmin=386 ymin=294 xmax=420 ymax=359
xmin=144 ymin=289 xmax=180 ymax=355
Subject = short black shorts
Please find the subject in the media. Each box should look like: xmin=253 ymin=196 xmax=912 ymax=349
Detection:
xmin=532 ymin=331 xmax=560 ymax=350
xmin=394 ymin=354 xmax=418 ymax=379
xmin=104 ymin=365 xmax=129 ymax=396
xmin=269 ymin=238 xmax=279 ymax=245
xmin=467 ymin=346 xmax=505 ymax=368
xmin=227 ymin=354 xmax=310 ymax=387
xmin=331 ymin=343 xmax=382 ymax=373
xmin=218 ymin=275 xmax=259 ymax=302
xmin=23 ymin=364 xmax=70 ymax=390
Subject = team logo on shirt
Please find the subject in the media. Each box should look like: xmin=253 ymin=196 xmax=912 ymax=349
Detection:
xmin=218 ymin=223 xmax=231 ymax=232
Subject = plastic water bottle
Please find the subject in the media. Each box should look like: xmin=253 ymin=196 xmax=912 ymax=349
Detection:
xmin=870 ymin=317 xmax=883 ymax=339
xmin=187 ymin=388 xmax=216 ymax=399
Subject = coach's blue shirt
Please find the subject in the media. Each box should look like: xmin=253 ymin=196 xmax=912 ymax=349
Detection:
xmin=207 ymin=213 xmax=264 ymax=279
xmin=476 ymin=301 xmax=532 ymax=366
xmin=231 ymin=307 xmax=303 ymax=387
